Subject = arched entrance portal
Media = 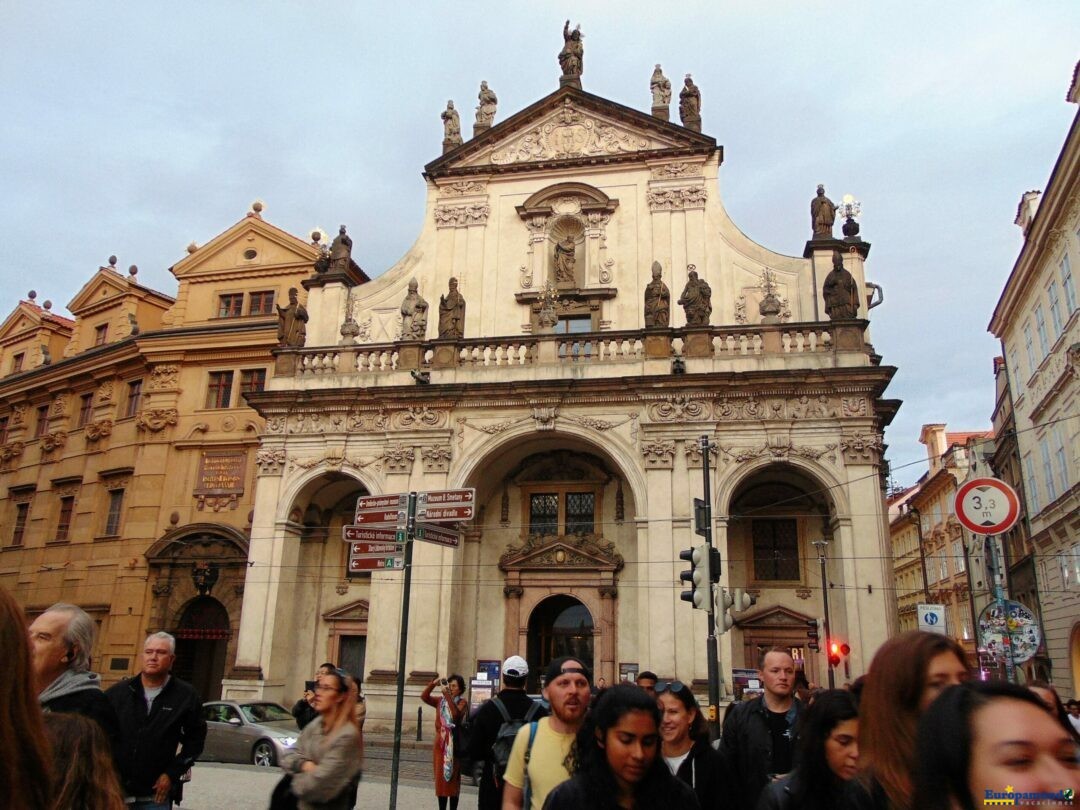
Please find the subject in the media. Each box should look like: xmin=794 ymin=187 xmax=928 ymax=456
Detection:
xmin=173 ymin=597 xmax=230 ymax=700
xmin=527 ymin=595 xmax=594 ymax=692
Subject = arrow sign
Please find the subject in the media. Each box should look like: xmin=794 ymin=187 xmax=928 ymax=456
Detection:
xmin=416 ymin=504 xmax=474 ymax=522
xmin=417 ymin=488 xmax=476 ymax=506
xmin=354 ymin=493 xmax=408 ymax=514
xmin=352 ymin=509 xmax=408 ymax=526
xmin=351 ymin=541 xmax=405 ymax=556
xmin=349 ymin=556 xmax=404 ymax=572
xmin=343 ymin=526 xmax=404 ymax=543
xmin=415 ymin=522 xmax=461 ymax=549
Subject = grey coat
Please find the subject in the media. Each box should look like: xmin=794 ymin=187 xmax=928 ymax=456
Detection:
xmin=280 ymin=716 xmax=362 ymax=810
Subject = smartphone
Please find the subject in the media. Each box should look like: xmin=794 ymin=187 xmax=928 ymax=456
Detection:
xmin=305 ymin=680 xmax=316 ymax=692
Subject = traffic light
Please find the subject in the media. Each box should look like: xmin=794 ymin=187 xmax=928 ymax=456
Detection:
xmin=679 ymin=544 xmax=712 ymax=611
xmin=716 ymin=587 xmax=735 ymax=633
xmin=827 ymin=639 xmax=851 ymax=668
xmin=806 ymin=619 xmax=820 ymax=652
xmin=731 ymin=588 xmax=756 ymax=611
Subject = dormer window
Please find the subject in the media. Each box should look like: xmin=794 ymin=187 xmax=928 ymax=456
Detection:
xmin=94 ymin=324 xmax=108 ymax=346
xmin=249 ymin=291 xmax=275 ymax=316
xmin=12 ymin=353 xmax=24 ymax=372
xmin=218 ymin=294 xmax=244 ymax=318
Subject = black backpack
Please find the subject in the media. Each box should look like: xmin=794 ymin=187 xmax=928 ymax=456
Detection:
xmin=490 ymin=697 xmax=542 ymax=783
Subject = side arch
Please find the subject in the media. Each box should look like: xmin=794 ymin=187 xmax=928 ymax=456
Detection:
xmin=714 ymin=456 xmax=850 ymax=517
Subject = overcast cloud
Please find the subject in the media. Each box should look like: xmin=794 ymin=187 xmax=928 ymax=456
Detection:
xmin=1 ymin=2 xmax=1077 ymax=486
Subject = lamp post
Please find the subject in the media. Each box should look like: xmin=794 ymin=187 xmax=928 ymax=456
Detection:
xmin=811 ymin=538 xmax=834 ymax=689
xmin=840 ymin=194 xmax=862 ymax=241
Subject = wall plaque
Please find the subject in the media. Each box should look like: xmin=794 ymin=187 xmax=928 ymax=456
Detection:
xmin=194 ymin=451 xmax=247 ymax=511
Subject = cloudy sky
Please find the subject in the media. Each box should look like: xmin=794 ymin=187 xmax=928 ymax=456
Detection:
xmin=1 ymin=2 xmax=1077 ymax=485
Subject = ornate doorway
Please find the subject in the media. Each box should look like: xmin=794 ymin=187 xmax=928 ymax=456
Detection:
xmin=173 ymin=596 xmax=230 ymax=701
xmin=526 ymin=595 xmax=594 ymax=691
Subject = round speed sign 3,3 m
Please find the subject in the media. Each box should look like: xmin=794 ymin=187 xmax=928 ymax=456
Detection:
xmin=954 ymin=477 xmax=1020 ymax=536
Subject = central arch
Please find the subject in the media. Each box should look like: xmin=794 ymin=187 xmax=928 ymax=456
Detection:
xmin=173 ymin=596 xmax=230 ymax=701
xmin=526 ymin=595 xmax=594 ymax=692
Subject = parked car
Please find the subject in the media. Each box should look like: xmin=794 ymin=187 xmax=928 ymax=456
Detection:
xmin=199 ymin=700 xmax=299 ymax=767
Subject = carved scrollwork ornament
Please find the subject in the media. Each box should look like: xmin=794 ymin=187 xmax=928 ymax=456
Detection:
xmin=641 ymin=440 xmax=676 ymax=468
xmin=255 ymin=448 xmax=287 ymax=475
xmin=135 ymin=409 xmax=178 ymax=433
xmin=41 ymin=431 xmax=68 ymax=452
xmin=84 ymin=419 xmax=113 ymax=441
xmin=421 ymin=444 xmax=453 ymax=473
xmin=383 ymin=445 xmax=415 ymax=474
xmin=648 ymin=396 xmax=709 ymax=422
xmin=840 ymin=433 xmax=885 ymax=463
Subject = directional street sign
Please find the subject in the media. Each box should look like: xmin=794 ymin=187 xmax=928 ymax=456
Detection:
xmin=354 ymin=493 xmax=408 ymax=514
xmin=417 ymin=488 xmax=476 ymax=507
xmin=352 ymin=509 xmax=408 ymax=526
xmin=350 ymin=541 xmax=405 ymax=557
xmin=349 ymin=556 xmax=404 ymax=572
xmin=954 ymin=478 xmax=1020 ymax=536
xmin=414 ymin=522 xmax=461 ymax=549
xmin=343 ymin=526 xmax=405 ymax=543
xmin=416 ymin=504 xmax=474 ymax=522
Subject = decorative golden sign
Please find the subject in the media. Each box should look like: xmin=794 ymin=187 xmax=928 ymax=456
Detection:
xmin=195 ymin=452 xmax=247 ymax=496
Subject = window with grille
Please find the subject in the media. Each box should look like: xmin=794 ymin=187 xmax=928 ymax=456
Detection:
xmin=205 ymin=371 xmax=234 ymax=409
xmin=12 ymin=502 xmax=29 ymax=547
xmin=104 ymin=489 xmax=124 ymax=536
xmin=218 ymin=294 xmax=244 ymax=318
xmin=565 ymin=492 xmax=595 ymax=534
xmin=239 ymin=369 xmax=267 ymax=397
xmin=35 ymin=406 xmax=49 ymax=437
xmin=125 ymin=380 xmax=142 ymax=418
xmin=94 ymin=324 xmax=108 ymax=346
xmin=249 ymin=291 xmax=275 ymax=315
xmin=78 ymin=393 xmax=94 ymax=427
xmin=752 ymin=519 xmax=800 ymax=580
xmin=56 ymin=496 xmax=75 ymax=542
xmin=529 ymin=494 xmax=559 ymax=536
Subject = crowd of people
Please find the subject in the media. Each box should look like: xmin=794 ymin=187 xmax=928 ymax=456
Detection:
xmin=3 ymin=575 xmax=1079 ymax=810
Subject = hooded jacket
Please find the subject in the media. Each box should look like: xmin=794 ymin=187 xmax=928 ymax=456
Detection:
xmin=39 ymin=668 xmax=121 ymax=750
xmin=105 ymin=674 xmax=207 ymax=797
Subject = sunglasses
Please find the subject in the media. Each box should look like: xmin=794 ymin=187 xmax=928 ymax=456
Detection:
xmin=655 ymin=680 xmax=688 ymax=695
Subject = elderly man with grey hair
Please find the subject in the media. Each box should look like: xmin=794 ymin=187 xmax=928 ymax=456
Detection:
xmin=29 ymin=602 xmax=119 ymax=747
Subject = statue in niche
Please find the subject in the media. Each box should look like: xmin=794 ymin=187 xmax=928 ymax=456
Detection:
xmin=441 ymin=101 xmax=462 ymax=146
xmin=553 ymin=235 xmax=577 ymax=284
xmin=438 ymin=277 xmax=466 ymax=339
xmin=643 ymin=261 xmax=670 ymax=328
xmin=276 ymin=287 xmax=308 ymax=348
xmin=650 ymin=64 xmax=672 ymax=107
xmin=399 ymin=278 xmax=429 ymax=340
xmin=823 ymin=250 xmax=859 ymax=320
xmin=476 ymin=81 xmax=497 ymax=126
xmin=677 ymin=265 xmax=712 ymax=326
xmin=559 ymin=20 xmax=584 ymax=78
xmin=811 ymin=184 xmax=837 ymax=239
xmin=679 ymin=75 xmax=701 ymax=126
xmin=329 ymin=225 xmax=352 ymax=273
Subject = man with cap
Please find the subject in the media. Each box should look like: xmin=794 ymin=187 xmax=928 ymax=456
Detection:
xmin=502 ymin=656 xmax=591 ymax=810
xmin=467 ymin=655 xmax=547 ymax=810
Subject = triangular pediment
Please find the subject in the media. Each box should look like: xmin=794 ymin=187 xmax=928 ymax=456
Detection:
xmin=322 ymin=598 xmax=370 ymax=622
xmin=67 ymin=270 xmax=136 ymax=314
xmin=426 ymin=87 xmax=717 ymax=177
xmin=499 ymin=533 xmax=624 ymax=572
xmin=0 ymin=301 xmax=69 ymax=343
xmin=738 ymin=605 xmax=813 ymax=628
xmin=170 ymin=214 xmax=319 ymax=280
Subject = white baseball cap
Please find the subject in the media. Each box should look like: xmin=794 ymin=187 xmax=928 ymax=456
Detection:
xmin=502 ymin=655 xmax=529 ymax=678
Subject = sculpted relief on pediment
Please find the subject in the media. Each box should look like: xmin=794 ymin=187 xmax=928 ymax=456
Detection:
xmin=463 ymin=101 xmax=675 ymax=167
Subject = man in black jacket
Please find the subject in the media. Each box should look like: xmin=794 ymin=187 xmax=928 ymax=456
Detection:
xmin=466 ymin=655 xmax=547 ymax=810
xmin=106 ymin=632 xmax=207 ymax=809
xmin=30 ymin=603 xmax=120 ymax=749
xmin=720 ymin=647 xmax=804 ymax=810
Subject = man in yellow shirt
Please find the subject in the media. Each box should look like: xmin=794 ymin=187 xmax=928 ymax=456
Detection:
xmin=501 ymin=657 xmax=592 ymax=810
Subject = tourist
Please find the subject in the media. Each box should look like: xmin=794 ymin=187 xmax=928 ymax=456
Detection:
xmin=913 ymin=681 xmax=1080 ymax=810
xmin=421 ymin=674 xmax=469 ymax=810
xmin=756 ymin=689 xmax=858 ymax=810
xmin=635 ymin=671 xmax=658 ymax=699
xmin=280 ymin=667 xmax=363 ymax=809
xmin=43 ymin=712 xmax=126 ymax=810
xmin=542 ymin=683 xmax=699 ymax=810
xmin=656 ymin=681 xmax=728 ymax=809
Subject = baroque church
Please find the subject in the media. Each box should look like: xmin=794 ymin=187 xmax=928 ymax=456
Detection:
xmin=223 ymin=36 xmax=899 ymax=722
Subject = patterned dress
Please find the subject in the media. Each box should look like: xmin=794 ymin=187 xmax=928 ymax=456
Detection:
xmin=432 ymin=695 xmax=467 ymax=797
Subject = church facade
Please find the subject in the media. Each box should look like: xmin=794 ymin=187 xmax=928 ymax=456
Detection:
xmin=222 ymin=57 xmax=900 ymax=724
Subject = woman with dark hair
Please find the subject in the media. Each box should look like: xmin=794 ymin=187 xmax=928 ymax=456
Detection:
xmin=0 ymin=584 xmax=52 ymax=810
xmin=756 ymin=689 xmax=858 ymax=810
xmin=280 ymin=667 xmax=363 ymax=810
xmin=913 ymin=681 xmax=1079 ymax=810
xmin=543 ymin=683 xmax=699 ymax=810
xmin=1027 ymin=680 xmax=1080 ymax=744
xmin=43 ymin=712 xmax=125 ymax=810
xmin=656 ymin=681 xmax=728 ymax=809
xmin=421 ymin=673 xmax=468 ymax=810
xmin=847 ymin=630 xmax=969 ymax=810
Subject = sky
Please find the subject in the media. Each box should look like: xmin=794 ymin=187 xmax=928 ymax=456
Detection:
xmin=1 ymin=2 xmax=1077 ymax=486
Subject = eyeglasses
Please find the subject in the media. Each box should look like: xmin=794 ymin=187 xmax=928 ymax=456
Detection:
xmin=655 ymin=680 xmax=688 ymax=694
xmin=315 ymin=669 xmax=352 ymax=693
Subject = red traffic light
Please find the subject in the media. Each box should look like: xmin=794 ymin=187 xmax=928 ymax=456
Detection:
xmin=827 ymin=639 xmax=851 ymax=666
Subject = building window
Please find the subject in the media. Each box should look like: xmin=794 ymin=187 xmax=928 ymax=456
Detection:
xmin=1048 ymin=281 xmax=1064 ymax=338
xmin=1040 ymin=437 xmax=1058 ymax=502
xmin=1023 ymin=453 xmax=1040 ymax=514
xmin=1062 ymin=545 xmax=1080 ymax=592
xmin=205 ymin=371 xmax=234 ymax=409
xmin=35 ymin=405 xmax=49 ymax=438
xmin=12 ymin=502 xmax=30 ymax=547
xmin=12 ymin=353 xmax=24 ymax=373
xmin=939 ymin=551 xmax=949 ymax=582
xmin=104 ymin=489 xmax=124 ymax=536
xmin=94 ymin=324 xmax=108 ymax=346
xmin=1062 ymin=253 xmax=1077 ymax=315
xmin=0 ymin=415 xmax=7 ymax=444
xmin=1053 ymin=426 xmax=1070 ymax=494
xmin=1034 ymin=305 xmax=1049 ymax=357
xmin=529 ymin=494 xmax=559 ymax=536
xmin=1023 ymin=324 xmax=1036 ymax=374
xmin=1008 ymin=349 xmax=1023 ymax=382
xmin=752 ymin=519 xmax=800 ymax=581
xmin=78 ymin=393 xmax=94 ymax=427
xmin=526 ymin=488 xmax=598 ymax=537
xmin=565 ymin=492 xmax=595 ymax=534
xmin=218 ymin=293 xmax=244 ymax=318
xmin=249 ymin=291 xmax=275 ymax=315
xmin=952 ymin=540 xmax=966 ymax=574
xmin=239 ymin=369 xmax=267 ymax=398
xmin=56 ymin=496 xmax=75 ymax=542
xmin=125 ymin=380 xmax=142 ymax=418
xmin=557 ymin=316 xmax=594 ymax=359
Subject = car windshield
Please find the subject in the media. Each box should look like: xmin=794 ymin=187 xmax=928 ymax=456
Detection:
xmin=240 ymin=703 xmax=292 ymax=723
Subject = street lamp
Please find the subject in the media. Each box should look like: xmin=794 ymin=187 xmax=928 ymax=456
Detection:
xmin=840 ymin=194 xmax=862 ymax=241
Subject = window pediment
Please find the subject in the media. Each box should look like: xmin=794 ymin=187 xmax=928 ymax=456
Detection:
xmin=499 ymin=533 xmax=623 ymax=572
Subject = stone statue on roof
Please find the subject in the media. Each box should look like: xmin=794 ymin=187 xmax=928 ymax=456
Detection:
xmin=400 ymin=278 xmax=429 ymax=341
xmin=679 ymin=75 xmax=701 ymax=131
xmin=811 ymin=185 xmax=837 ymax=239
xmin=823 ymin=250 xmax=859 ymax=320
xmin=476 ymin=81 xmax=498 ymax=127
xmin=441 ymin=101 xmax=462 ymax=151
xmin=651 ymin=65 xmax=672 ymax=107
xmin=329 ymin=226 xmax=352 ymax=274
xmin=677 ymin=265 xmax=711 ymax=326
xmin=559 ymin=20 xmax=584 ymax=84
xmin=644 ymin=261 xmax=671 ymax=328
